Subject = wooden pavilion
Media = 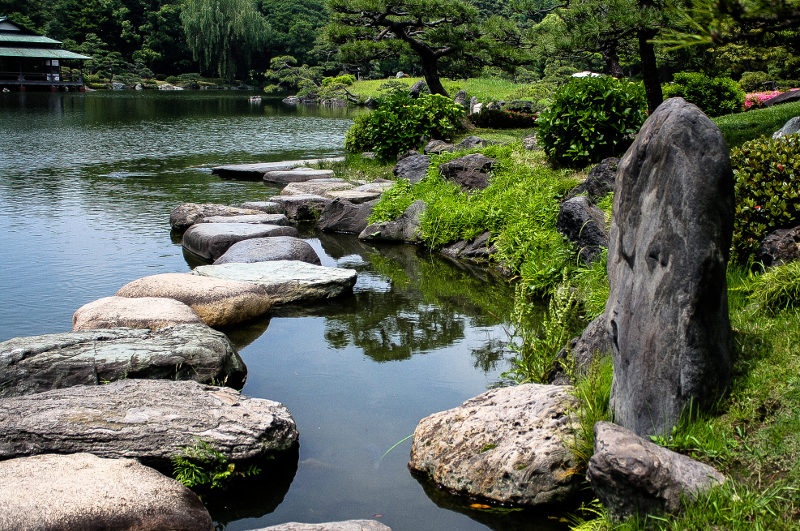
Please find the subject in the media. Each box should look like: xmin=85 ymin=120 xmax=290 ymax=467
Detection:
xmin=0 ymin=16 xmax=90 ymax=92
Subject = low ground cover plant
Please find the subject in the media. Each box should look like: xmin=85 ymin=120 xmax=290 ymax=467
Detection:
xmin=662 ymin=72 xmax=745 ymax=117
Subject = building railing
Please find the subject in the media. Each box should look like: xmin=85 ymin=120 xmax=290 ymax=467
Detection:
xmin=0 ymin=71 xmax=84 ymax=84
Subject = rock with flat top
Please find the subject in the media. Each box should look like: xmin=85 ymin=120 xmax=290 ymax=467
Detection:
xmin=0 ymin=379 xmax=298 ymax=464
xmin=281 ymin=178 xmax=354 ymax=197
xmin=264 ymin=168 xmax=335 ymax=184
xmin=215 ymin=236 xmax=321 ymax=265
xmin=409 ymin=384 xmax=583 ymax=506
xmin=211 ymin=158 xmax=344 ymax=180
xmin=587 ymin=422 xmax=725 ymax=520
xmin=0 ymin=453 xmax=213 ymax=531
xmin=0 ymin=324 xmax=245 ymax=397
xmin=317 ymin=198 xmax=376 ymax=234
xmin=268 ymin=194 xmax=332 ymax=222
xmin=359 ymin=200 xmax=425 ymax=243
xmin=193 ymin=261 xmax=357 ymax=305
xmin=202 ymin=213 xmax=289 ymax=225
xmin=115 ymin=272 xmax=272 ymax=327
xmin=170 ymin=203 xmax=262 ymax=231
xmin=72 ymin=296 xmax=202 ymax=331
xmin=241 ymin=201 xmax=283 ymax=214
xmin=182 ymin=222 xmax=299 ymax=261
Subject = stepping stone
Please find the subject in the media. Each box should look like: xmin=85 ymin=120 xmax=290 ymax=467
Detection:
xmin=170 ymin=203 xmax=262 ymax=231
xmin=0 ymin=379 xmax=298 ymax=464
xmin=182 ymin=222 xmax=299 ymax=261
xmin=211 ymin=157 xmax=344 ymax=180
xmin=263 ymin=168 xmax=335 ymax=184
xmin=326 ymin=189 xmax=382 ymax=203
xmin=0 ymin=323 xmax=246 ymax=398
xmin=241 ymin=201 xmax=284 ymax=214
xmin=201 ymin=213 xmax=289 ymax=225
xmin=193 ymin=261 xmax=357 ymax=305
xmin=215 ymin=236 xmax=321 ymax=265
xmin=0 ymin=453 xmax=212 ymax=531
xmin=268 ymin=195 xmax=332 ymax=222
xmin=72 ymin=296 xmax=202 ymax=331
xmin=281 ymin=178 xmax=354 ymax=197
xmin=116 ymin=272 xmax=272 ymax=327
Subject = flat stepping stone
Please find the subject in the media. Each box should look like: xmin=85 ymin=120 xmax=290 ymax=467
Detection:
xmin=0 ymin=453 xmax=212 ymax=531
xmin=326 ymin=189 xmax=382 ymax=203
xmin=263 ymin=168 xmax=335 ymax=184
xmin=211 ymin=157 xmax=344 ymax=180
xmin=215 ymin=236 xmax=321 ymax=265
xmin=193 ymin=261 xmax=357 ymax=305
xmin=409 ymin=383 xmax=583 ymax=507
xmin=72 ymin=295 xmax=202 ymax=331
xmin=116 ymin=272 xmax=272 ymax=327
xmin=354 ymin=180 xmax=395 ymax=194
xmin=201 ymin=213 xmax=289 ymax=225
xmin=170 ymin=203 xmax=262 ymax=231
xmin=281 ymin=178 xmax=354 ymax=197
xmin=267 ymin=195 xmax=332 ymax=222
xmin=0 ymin=379 xmax=298 ymax=464
xmin=0 ymin=324 xmax=246 ymax=398
xmin=182 ymin=222 xmax=299 ymax=261
xmin=241 ymin=201 xmax=283 ymax=214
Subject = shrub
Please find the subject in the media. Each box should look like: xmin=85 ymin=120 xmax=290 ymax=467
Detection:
xmin=731 ymin=134 xmax=800 ymax=263
xmin=537 ymin=76 xmax=646 ymax=167
xmin=322 ymin=74 xmax=355 ymax=87
xmin=344 ymin=90 xmax=465 ymax=161
xmin=662 ymin=72 xmax=745 ymax=117
xmin=749 ymin=260 xmax=800 ymax=314
xmin=744 ymin=90 xmax=782 ymax=110
xmin=739 ymin=71 xmax=771 ymax=92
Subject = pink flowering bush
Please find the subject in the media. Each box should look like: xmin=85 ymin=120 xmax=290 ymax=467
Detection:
xmin=744 ymin=90 xmax=782 ymax=110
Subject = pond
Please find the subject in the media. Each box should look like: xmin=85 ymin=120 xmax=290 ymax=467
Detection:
xmin=0 ymin=91 xmax=563 ymax=530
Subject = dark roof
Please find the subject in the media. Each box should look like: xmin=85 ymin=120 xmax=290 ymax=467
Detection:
xmin=0 ymin=16 xmax=90 ymax=60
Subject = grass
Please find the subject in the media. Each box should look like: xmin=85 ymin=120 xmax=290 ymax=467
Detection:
xmin=348 ymin=76 xmax=533 ymax=103
xmin=713 ymin=100 xmax=800 ymax=147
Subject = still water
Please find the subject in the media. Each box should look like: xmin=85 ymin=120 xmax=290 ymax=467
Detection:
xmin=0 ymin=92 xmax=560 ymax=530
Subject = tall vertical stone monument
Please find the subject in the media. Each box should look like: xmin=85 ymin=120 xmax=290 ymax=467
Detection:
xmin=606 ymin=97 xmax=734 ymax=436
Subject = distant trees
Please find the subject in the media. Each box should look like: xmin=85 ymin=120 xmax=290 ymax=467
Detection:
xmin=181 ymin=0 xmax=272 ymax=81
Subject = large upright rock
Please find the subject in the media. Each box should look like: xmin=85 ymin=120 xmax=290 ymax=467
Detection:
xmin=606 ymin=98 xmax=734 ymax=436
xmin=0 ymin=379 xmax=298 ymax=464
xmin=0 ymin=453 xmax=213 ymax=531
xmin=0 ymin=324 xmax=246 ymax=397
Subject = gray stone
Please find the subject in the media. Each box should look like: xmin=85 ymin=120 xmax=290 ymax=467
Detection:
xmin=552 ymin=314 xmax=612 ymax=384
xmin=439 ymin=232 xmax=495 ymax=262
xmin=264 ymin=168 xmax=336 ymax=184
xmin=72 ymin=296 xmax=203 ymax=331
xmin=756 ymin=226 xmax=800 ymax=267
xmin=215 ymin=236 xmax=321 ymax=265
xmin=201 ymin=213 xmax=289 ymax=225
xmin=210 ymin=158 xmax=345 ymax=180
xmin=607 ymin=97 xmax=734 ymax=436
xmin=182 ymin=222 xmax=299 ymax=261
xmin=0 ymin=324 xmax=246 ymax=398
xmin=557 ymin=196 xmax=608 ymax=264
xmin=326 ymin=189 xmax=382 ymax=203
xmin=522 ymin=134 xmax=539 ymax=150
xmin=0 ymin=453 xmax=212 ymax=531
xmin=393 ymin=153 xmax=431 ymax=184
xmin=438 ymin=153 xmax=495 ymax=191
xmin=317 ymin=198 xmax=377 ymax=234
xmin=424 ymin=139 xmax=455 ymax=154
xmin=455 ymin=135 xmax=488 ymax=150
xmin=169 ymin=203 xmax=262 ymax=231
xmin=359 ymin=200 xmax=426 ymax=243
xmin=268 ymin=194 xmax=333 ymax=222
xmin=241 ymin=201 xmax=284 ymax=214
xmin=409 ymin=384 xmax=583 ymax=506
xmin=280 ymin=178 xmax=354 ymax=197
xmin=587 ymin=422 xmax=725 ymax=520
xmin=772 ymin=116 xmax=800 ymax=139
xmin=193 ymin=261 xmax=357 ymax=305
xmin=116 ymin=272 xmax=272 ymax=327
xmin=409 ymin=80 xmax=428 ymax=98
xmin=353 ymin=180 xmax=395 ymax=194
xmin=566 ymin=157 xmax=619 ymax=203
xmin=254 ymin=521 xmax=391 ymax=531
xmin=0 ymin=379 xmax=298 ymax=464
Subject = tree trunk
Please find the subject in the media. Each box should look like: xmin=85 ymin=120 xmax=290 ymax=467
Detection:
xmin=601 ymin=41 xmax=624 ymax=78
xmin=638 ymin=27 xmax=662 ymax=114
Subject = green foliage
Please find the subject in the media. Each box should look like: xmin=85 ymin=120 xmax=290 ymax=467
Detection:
xmin=503 ymin=278 xmax=585 ymax=384
xmin=322 ymin=74 xmax=355 ymax=86
xmin=537 ymin=76 xmax=646 ymax=168
xmin=730 ymin=134 xmax=800 ymax=263
xmin=662 ymin=72 xmax=746 ymax=117
xmin=568 ymin=355 xmax=613 ymax=468
xmin=739 ymin=71 xmax=771 ymax=92
xmin=749 ymin=261 xmax=800 ymax=315
xmin=262 ymin=55 xmax=323 ymax=94
xmin=172 ymin=439 xmax=261 ymax=490
xmin=714 ymin=100 xmax=800 ymax=147
xmin=344 ymin=90 xmax=465 ymax=161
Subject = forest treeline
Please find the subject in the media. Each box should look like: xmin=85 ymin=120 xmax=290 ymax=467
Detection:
xmin=2 ymin=0 xmax=798 ymax=94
